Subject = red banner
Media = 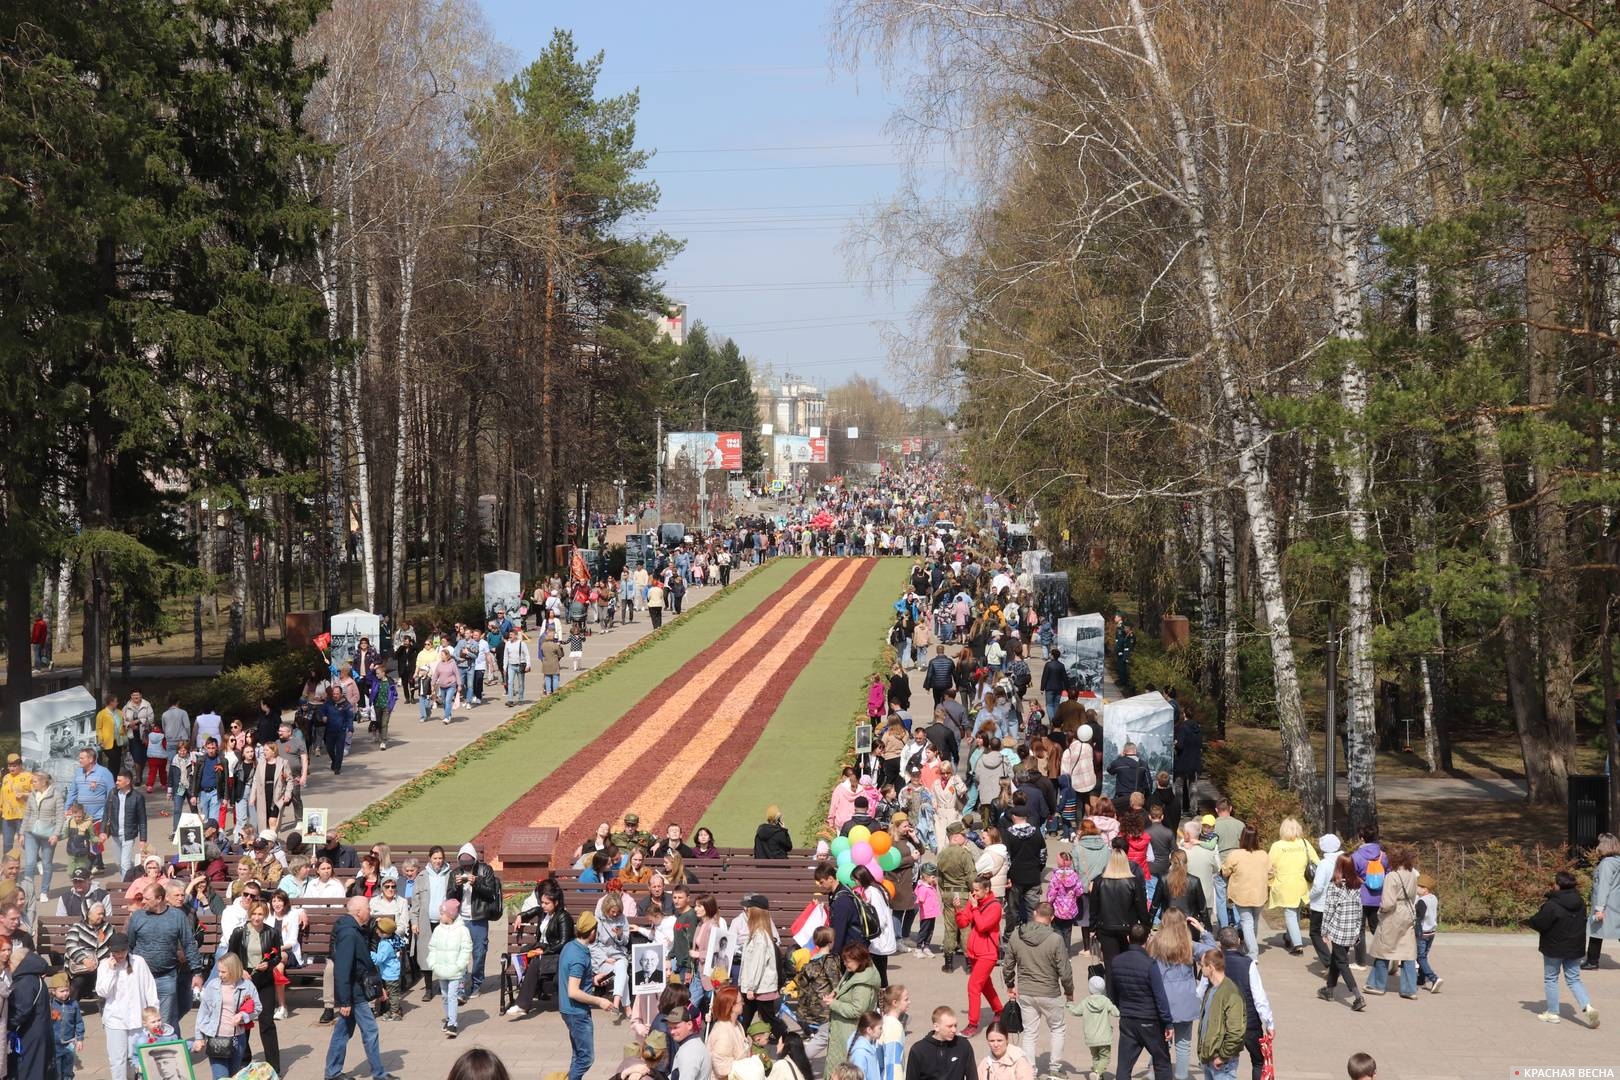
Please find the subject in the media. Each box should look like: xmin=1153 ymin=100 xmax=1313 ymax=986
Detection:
xmin=715 ymin=431 xmax=743 ymax=470
xmin=809 ymin=436 xmax=828 ymax=463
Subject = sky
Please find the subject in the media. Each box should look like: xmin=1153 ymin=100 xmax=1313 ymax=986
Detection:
xmin=478 ymin=0 xmax=931 ymax=400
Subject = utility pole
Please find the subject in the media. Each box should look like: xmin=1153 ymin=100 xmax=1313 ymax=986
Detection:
xmin=654 ymin=412 xmax=663 ymax=524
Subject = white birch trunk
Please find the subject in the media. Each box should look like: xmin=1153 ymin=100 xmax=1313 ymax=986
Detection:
xmin=390 ymin=236 xmax=419 ymax=620
xmin=1313 ymin=0 xmax=1377 ymax=828
xmin=1128 ymin=0 xmax=1317 ymax=802
xmin=348 ymin=181 xmax=377 ymax=613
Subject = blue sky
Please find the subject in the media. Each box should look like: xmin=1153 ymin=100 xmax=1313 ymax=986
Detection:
xmin=478 ymin=0 xmax=929 ymax=398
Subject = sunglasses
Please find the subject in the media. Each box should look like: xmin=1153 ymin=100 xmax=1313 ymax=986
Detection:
xmin=382 ymin=882 xmax=397 ymax=888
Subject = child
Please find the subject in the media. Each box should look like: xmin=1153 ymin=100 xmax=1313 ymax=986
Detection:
xmin=62 ymin=803 xmax=97 ymax=877
xmin=1347 ymin=1052 xmax=1377 ymax=1079
xmin=878 ymin=984 xmax=908 ymax=1080
xmin=1415 ymin=873 xmax=1441 ymax=993
xmin=49 ymin=975 xmax=84 ymax=1080
xmin=567 ymin=626 xmax=585 ymax=671
xmin=129 ymin=1006 xmax=177 ymax=1075
xmin=911 ymin=864 xmax=941 ymax=957
xmin=1068 ymin=974 xmax=1118 ymax=1078
xmin=370 ymin=916 xmax=406 ymax=1020
xmin=143 ymin=724 xmax=169 ymax=794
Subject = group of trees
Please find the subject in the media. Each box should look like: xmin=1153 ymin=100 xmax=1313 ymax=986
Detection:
xmin=0 ymin=0 xmax=762 ymax=714
xmin=841 ymin=0 xmax=1620 ymax=828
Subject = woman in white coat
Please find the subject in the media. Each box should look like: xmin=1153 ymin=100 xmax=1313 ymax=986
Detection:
xmin=95 ymin=931 xmax=159 ymax=1080
xmin=856 ymin=865 xmax=898 ymax=989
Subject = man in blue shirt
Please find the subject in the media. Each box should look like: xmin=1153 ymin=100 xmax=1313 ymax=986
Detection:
xmin=65 ymin=748 xmax=114 ymax=876
xmin=195 ymin=738 xmax=226 ymax=825
xmin=559 ymin=911 xmax=612 ymax=1080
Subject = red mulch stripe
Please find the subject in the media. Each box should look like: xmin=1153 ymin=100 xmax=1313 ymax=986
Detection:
xmin=474 ymin=559 xmax=826 ymax=854
xmin=652 ymin=557 xmax=877 ymax=828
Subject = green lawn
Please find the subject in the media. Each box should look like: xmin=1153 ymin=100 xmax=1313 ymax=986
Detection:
xmin=703 ymin=558 xmax=911 ymax=846
xmin=348 ymin=558 xmax=804 ymax=843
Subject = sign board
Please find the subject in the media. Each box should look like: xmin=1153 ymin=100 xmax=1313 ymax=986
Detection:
xmin=847 ymin=426 xmax=860 ymax=439
xmin=1054 ymin=613 xmax=1106 ymax=693
xmin=483 ymin=570 xmax=523 ymax=624
xmin=772 ymin=434 xmax=813 ymax=474
xmin=727 ymin=479 xmax=747 ymax=500
xmin=809 ymin=426 xmax=822 ymax=438
xmin=809 ymin=437 xmax=828 ymax=463
xmin=329 ymin=609 xmax=381 ymax=670
xmin=1101 ymin=692 xmax=1176 ymax=797
xmin=19 ymin=685 xmax=97 ymax=789
xmin=666 ymin=431 xmax=742 ymax=471
xmin=760 ymin=423 xmax=774 ymax=436
xmin=1022 ymin=549 xmax=1053 ymax=577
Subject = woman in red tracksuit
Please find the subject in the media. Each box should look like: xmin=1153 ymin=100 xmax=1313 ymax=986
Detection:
xmin=955 ymin=873 xmax=1004 ymax=1037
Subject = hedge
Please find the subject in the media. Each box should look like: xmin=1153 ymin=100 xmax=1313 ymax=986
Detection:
xmin=806 ymin=637 xmax=898 ymax=844
xmin=177 ymin=643 xmax=324 ymax=718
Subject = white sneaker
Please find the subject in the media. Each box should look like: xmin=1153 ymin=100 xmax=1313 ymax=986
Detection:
xmin=505 ymin=1005 xmax=524 ymax=1017
xmin=443 ymin=716 xmax=452 ymax=725
xmin=273 ymin=1007 xmax=288 ymax=1020
xmin=380 ymin=741 xmax=388 ymax=750
xmin=1585 ymin=1004 xmax=1600 ymax=1028
xmin=1538 ymin=1011 xmax=1562 ymax=1023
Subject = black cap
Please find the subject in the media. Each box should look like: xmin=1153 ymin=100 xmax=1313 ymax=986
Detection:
xmin=740 ymin=893 xmax=770 ymax=911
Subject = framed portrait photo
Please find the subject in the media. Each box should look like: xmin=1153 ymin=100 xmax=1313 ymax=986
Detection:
xmin=137 ymin=1039 xmax=197 ymax=1080
xmin=854 ymin=723 xmax=873 ymax=756
xmin=302 ymin=807 xmax=329 ymax=845
xmin=631 ymin=942 xmax=667 ymax=995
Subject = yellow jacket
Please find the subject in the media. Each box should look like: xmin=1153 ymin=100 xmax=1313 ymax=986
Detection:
xmin=0 ymin=772 xmax=33 ymax=820
xmin=95 ymin=706 xmax=124 ymax=750
xmin=1266 ymin=837 xmax=1321 ymax=909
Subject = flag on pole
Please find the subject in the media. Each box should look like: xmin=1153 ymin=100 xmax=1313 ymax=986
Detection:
xmin=791 ymin=899 xmax=827 ymax=949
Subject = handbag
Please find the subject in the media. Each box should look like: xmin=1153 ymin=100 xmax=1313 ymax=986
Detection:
xmin=206 ymin=1035 xmax=238 ymax=1060
xmin=997 ymin=998 xmax=1024 ymax=1034
xmin=363 ymin=971 xmax=386 ymax=1002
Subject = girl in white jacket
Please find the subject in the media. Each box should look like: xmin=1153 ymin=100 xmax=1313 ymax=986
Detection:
xmin=94 ymin=933 xmax=159 ymax=1080
xmin=427 ymin=899 xmax=473 ymax=1037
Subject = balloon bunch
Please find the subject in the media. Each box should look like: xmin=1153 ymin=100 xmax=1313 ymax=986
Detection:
xmin=829 ymin=827 xmax=903 ymax=897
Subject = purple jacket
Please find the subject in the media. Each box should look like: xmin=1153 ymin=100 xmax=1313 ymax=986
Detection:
xmin=1351 ymin=842 xmax=1385 ymax=906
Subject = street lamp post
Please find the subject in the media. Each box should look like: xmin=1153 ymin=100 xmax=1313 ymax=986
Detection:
xmin=699 ymin=378 xmax=739 ymax=532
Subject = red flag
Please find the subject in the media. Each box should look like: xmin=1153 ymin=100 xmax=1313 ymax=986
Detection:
xmin=313 ymin=632 xmax=332 ymax=651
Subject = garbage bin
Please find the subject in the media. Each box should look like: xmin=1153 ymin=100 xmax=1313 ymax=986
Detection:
xmin=1569 ymin=774 xmax=1610 ymax=851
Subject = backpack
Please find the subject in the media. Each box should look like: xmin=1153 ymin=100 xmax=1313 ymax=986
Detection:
xmin=774 ymin=943 xmax=797 ymax=990
xmin=841 ymin=887 xmax=881 ymax=941
xmin=1010 ymin=658 xmax=1031 ymax=691
xmin=1364 ymin=854 xmax=1386 ymax=892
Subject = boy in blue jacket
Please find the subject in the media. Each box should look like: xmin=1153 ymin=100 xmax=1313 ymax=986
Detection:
xmin=370 ymin=915 xmax=407 ymax=1020
xmin=50 ymin=976 xmax=85 ymax=1080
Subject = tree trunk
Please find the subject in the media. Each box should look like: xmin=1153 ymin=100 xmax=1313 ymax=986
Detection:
xmin=225 ymin=509 xmax=247 ymax=661
xmin=389 ymin=239 xmax=417 ymax=620
xmin=83 ymin=363 xmax=114 ymax=703
xmin=1475 ymin=409 xmax=1562 ymax=800
xmin=1126 ymin=0 xmax=1317 ymax=809
xmin=4 ymin=499 xmax=36 ymax=737
xmin=1526 ymin=201 xmax=1576 ymax=802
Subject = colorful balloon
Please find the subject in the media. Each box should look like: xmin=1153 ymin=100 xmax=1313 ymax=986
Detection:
xmin=830 ymin=836 xmax=852 ymax=857
xmin=836 ymin=864 xmax=856 ymax=888
xmin=851 ymin=841 xmax=874 ymax=865
xmin=878 ymin=847 xmax=902 ymax=872
xmin=869 ymin=831 xmax=892 ymax=857
xmin=849 ymin=825 xmax=871 ymax=845
xmin=1078 ymin=724 xmax=1094 ymax=742
xmin=882 ymin=880 xmax=896 ymax=899
xmin=836 ymin=850 xmax=854 ymax=868
xmin=867 ymin=862 xmax=884 ymax=882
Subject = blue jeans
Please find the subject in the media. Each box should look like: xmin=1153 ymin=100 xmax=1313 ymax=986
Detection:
xmin=440 ymin=685 xmax=455 ymax=720
xmin=419 ymin=692 xmax=433 ymax=721
xmin=0 ymin=819 xmax=18 ymax=860
xmin=562 ymin=1010 xmax=595 ymax=1080
xmin=505 ymin=663 xmax=526 ymax=703
xmin=460 ymin=667 xmax=475 ymax=703
xmin=1416 ymin=933 xmax=1438 ymax=986
xmin=1281 ymin=906 xmax=1303 ymax=948
xmin=1543 ymin=955 xmax=1592 ymax=1014
xmin=198 ymin=788 xmax=221 ymax=826
xmin=172 ymin=790 xmax=189 ymax=821
xmin=1204 ymin=1059 xmax=1239 ymax=1080
xmin=1171 ymin=1018 xmax=1193 ymax=1080
xmin=1235 ymin=905 xmax=1261 ymax=958
xmin=1368 ymin=957 xmax=1418 ymax=996
xmin=439 ymin=977 xmax=461 ymax=1027
xmin=208 ymin=1032 xmax=248 ymax=1078
xmin=545 ymin=674 xmax=560 ymax=695
xmin=1045 ymin=691 xmax=1061 ymax=718
xmin=21 ymin=832 xmax=55 ymax=893
xmin=467 ymin=919 xmax=489 ymax=993
xmin=324 ymin=998 xmax=387 ymax=1080
xmin=152 ymin=970 xmax=185 ymax=1032
xmin=1213 ymin=872 xmax=1232 ymax=928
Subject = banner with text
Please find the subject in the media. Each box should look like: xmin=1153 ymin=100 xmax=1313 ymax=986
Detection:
xmin=666 ymin=431 xmax=742 ymax=471
xmin=809 ymin=436 xmax=828 ymax=463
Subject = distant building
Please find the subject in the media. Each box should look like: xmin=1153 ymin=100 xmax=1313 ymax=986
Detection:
xmin=652 ymin=303 xmax=687 ymax=346
xmin=757 ymin=377 xmax=826 ymax=436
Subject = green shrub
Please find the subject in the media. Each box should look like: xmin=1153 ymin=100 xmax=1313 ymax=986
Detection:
xmin=1126 ymin=643 xmax=1215 ymax=725
xmin=1417 ymin=841 xmax=1589 ymax=929
xmin=177 ymin=644 xmax=323 ymax=719
xmin=226 ymin=640 xmax=293 ymax=669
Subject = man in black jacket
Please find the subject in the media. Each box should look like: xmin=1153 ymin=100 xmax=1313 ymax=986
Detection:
xmin=1040 ymin=650 xmax=1068 ymax=718
xmin=323 ymin=896 xmax=396 ymax=1080
xmin=907 ymin=1005 xmax=976 ymax=1080
xmin=454 ymin=843 xmax=504 ymax=1001
xmin=1106 ymin=742 xmax=1152 ymax=802
xmin=102 ymin=770 xmax=147 ymax=876
xmin=1111 ymin=922 xmax=1173 ymax=1080
xmin=925 ymin=645 xmax=956 ymax=707
xmin=1001 ymin=805 xmax=1046 ymax=935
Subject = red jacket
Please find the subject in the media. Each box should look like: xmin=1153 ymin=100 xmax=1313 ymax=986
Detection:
xmin=955 ymin=896 xmax=1003 ymax=963
xmin=29 ymin=619 xmax=47 ymax=646
xmin=1126 ymin=833 xmax=1152 ymax=879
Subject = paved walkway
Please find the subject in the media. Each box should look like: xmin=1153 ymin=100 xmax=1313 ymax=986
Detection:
xmin=92 ymin=566 xmax=751 ymax=863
